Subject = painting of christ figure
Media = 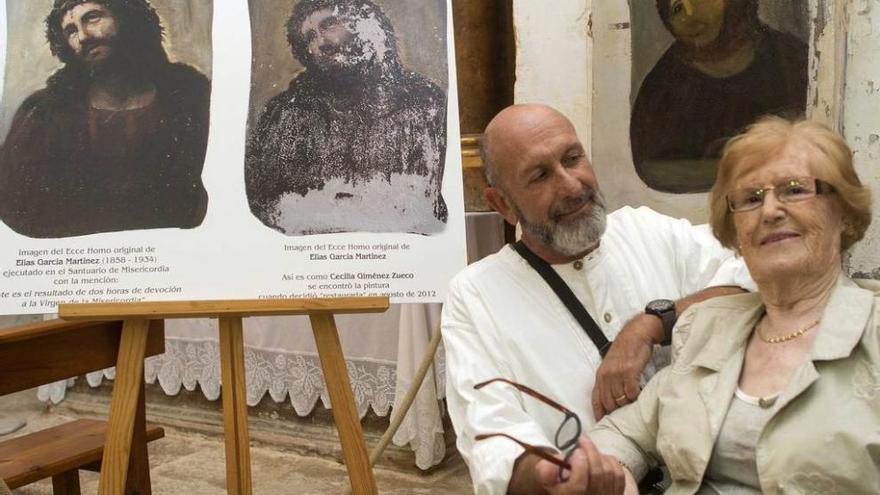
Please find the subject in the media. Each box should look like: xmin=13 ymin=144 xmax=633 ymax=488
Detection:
xmin=630 ymin=0 xmax=808 ymax=193
xmin=245 ymin=0 xmax=449 ymax=236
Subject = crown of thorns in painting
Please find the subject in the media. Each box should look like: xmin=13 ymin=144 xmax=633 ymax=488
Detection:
xmin=45 ymin=0 xmax=166 ymax=65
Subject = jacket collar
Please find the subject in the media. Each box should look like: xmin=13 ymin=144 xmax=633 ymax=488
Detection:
xmin=808 ymin=275 xmax=874 ymax=361
xmin=690 ymin=296 xmax=762 ymax=372
xmin=691 ymin=273 xmax=873 ymax=371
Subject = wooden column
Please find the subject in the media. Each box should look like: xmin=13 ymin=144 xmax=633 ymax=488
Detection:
xmin=452 ymin=0 xmax=515 ymax=134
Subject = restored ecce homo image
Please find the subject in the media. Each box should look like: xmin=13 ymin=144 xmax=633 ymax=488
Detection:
xmin=630 ymin=0 xmax=807 ymax=193
xmin=0 ymin=0 xmax=211 ymax=238
xmin=245 ymin=0 xmax=449 ymax=236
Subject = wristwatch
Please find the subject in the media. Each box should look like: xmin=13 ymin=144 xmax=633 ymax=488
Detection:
xmin=645 ymin=299 xmax=676 ymax=346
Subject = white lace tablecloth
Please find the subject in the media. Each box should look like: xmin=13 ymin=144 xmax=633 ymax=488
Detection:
xmin=16 ymin=211 xmax=505 ymax=470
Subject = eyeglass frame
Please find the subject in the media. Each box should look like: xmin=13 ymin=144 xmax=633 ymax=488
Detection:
xmin=472 ymin=377 xmax=582 ymax=480
xmin=726 ymin=176 xmax=835 ymax=213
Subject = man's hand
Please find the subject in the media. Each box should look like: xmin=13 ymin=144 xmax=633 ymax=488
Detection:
xmin=535 ymin=436 xmax=626 ymax=495
xmin=591 ymin=313 xmax=661 ymax=420
xmin=592 ymin=286 xmax=746 ymax=420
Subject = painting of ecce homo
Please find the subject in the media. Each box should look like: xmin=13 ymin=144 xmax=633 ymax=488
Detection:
xmin=0 ymin=0 xmax=213 ymax=238
xmin=245 ymin=0 xmax=449 ymax=237
xmin=630 ymin=0 xmax=808 ymax=194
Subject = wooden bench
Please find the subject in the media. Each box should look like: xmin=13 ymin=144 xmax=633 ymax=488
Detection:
xmin=0 ymin=318 xmax=165 ymax=494
xmin=0 ymin=419 xmax=164 ymax=493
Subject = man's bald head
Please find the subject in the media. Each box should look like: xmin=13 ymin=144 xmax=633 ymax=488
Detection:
xmin=480 ymin=104 xmax=604 ymax=261
xmin=481 ymin=104 xmax=577 ymax=189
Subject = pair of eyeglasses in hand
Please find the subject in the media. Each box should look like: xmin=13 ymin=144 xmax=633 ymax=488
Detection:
xmin=473 ymin=377 xmax=582 ymax=482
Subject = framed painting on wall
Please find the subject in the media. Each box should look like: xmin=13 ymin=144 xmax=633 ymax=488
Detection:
xmin=630 ymin=0 xmax=809 ymax=194
xmin=590 ymin=0 xmax=812 ymax=222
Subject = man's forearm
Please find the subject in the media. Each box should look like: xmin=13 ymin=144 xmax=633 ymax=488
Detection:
xmin=640 ymin=285 xmax=747 ymax=345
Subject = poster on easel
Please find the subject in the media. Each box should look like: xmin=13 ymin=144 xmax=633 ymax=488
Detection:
xmin=0 ymin=0 xmax=466 ymax=314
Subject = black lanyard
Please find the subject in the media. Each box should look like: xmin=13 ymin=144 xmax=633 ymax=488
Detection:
xmin=513 ymin=241 xmax=611 ymax=358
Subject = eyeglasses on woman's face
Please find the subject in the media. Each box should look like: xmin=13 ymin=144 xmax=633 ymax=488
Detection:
xmin=727 ymin=176 xmax=834 ymax=213
xmin=473 ymin=377 xmax=581 ymax=482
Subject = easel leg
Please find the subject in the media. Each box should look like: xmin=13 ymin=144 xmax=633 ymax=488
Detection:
xmin=125 ymin=379 xmax=152 ymax=494
xmin=98 ymin=319 xmax=150 ymax=495
xmin=310 ymin=314 xmax=378 ymax=495
xmin=218 ymin=317 xmax=253 ymax=495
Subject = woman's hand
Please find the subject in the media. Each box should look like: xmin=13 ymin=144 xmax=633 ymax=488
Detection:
xmin=534 ymin=436 xmax=629 ymax=495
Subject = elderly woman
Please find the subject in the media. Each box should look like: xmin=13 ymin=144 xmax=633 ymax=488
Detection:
xmin=538 ymin=117 xmax=878 ymax=494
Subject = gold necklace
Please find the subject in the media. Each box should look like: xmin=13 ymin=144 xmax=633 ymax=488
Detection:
xmin=756 ymin=318 xmax=820 ymax=344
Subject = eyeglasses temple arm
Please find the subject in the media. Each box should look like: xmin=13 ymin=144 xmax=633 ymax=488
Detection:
xmin=474 ymin=432 xmax=572 ymax=470
xmin=474 ymin=377 xmax=576 ymax=415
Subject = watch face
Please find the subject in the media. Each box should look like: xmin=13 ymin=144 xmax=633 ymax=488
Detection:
xmin=646 ymin=299 xmax=674 ymax=314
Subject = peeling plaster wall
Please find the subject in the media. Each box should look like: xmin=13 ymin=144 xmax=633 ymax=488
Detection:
xmin=842 ymin=1 xmax=880 ymax=277
xmin=512 ymin=0 xmax=592 ymax=155
xmin=513 ymin=0 xmax=880 ymax=278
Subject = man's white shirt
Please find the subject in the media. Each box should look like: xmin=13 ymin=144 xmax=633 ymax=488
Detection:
xmin=442 ymin=206 xmax=753 ymax=494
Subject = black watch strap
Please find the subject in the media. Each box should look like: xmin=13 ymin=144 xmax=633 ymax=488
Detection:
xmin=658 ymin=310 xmax=676 ymax=346
xmin=645 ymin=299 xmax=676 ymax=346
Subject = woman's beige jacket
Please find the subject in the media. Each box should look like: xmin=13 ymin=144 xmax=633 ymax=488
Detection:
xmin=591 ymin=275 xmax=880 ymax=494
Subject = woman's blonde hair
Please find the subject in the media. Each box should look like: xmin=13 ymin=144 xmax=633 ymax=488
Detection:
xmin=709 ymin=116 xmax=871 ymax=252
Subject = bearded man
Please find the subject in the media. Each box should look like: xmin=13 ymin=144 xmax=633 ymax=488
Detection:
xmin=442 ymin=104 xmax=754 ymax=494
xmin=245 ymin=0 xmax=448 ymax=235
xmin=630 ymin=0 xmax=807 ymax=193
xmin=0 ymin=0 xmax=210 ymax=238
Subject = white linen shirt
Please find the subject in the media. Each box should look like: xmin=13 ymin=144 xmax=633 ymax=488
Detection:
xmin=442 ymin=206 xmax=753 ymax=495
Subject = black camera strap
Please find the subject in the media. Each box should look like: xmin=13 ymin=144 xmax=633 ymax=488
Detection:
xmin=513 ymin=241 xmax=611 ymax=358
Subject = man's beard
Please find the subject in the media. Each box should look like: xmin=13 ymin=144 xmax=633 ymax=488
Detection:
xmin=516 ymin=187 xmax=608 ymax=257
xmin=73 ymin=35 xmax=143 ymax=81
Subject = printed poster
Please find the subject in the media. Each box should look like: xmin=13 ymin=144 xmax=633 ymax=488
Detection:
xmin=0 ymin=0 xmax=466 ymax=314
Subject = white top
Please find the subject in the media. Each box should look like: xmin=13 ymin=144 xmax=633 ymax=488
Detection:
xmin=442 ymin=206 xmax=754 ymax=495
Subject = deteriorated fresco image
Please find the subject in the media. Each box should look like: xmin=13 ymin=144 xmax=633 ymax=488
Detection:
xmin=245 ymin=0 xmax=449 ymax=236
xmin=0 ymin=0 xmax=214 ymax=238
xmin=630 ymin=0 xmax=808 ymax=193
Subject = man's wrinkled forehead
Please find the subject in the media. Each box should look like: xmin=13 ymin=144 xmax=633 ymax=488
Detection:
xmin=492 ymin=107 xmax=579 ymax=151
xmin=488 ymin=108 xmax=582 ymax=175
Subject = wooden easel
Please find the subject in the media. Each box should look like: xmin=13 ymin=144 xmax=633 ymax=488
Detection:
xmin=59 ymin=297 xmax=389 ymax=495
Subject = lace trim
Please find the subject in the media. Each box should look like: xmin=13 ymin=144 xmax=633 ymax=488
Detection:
xmin=37 ymin=339 xmax=446 ymax=469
